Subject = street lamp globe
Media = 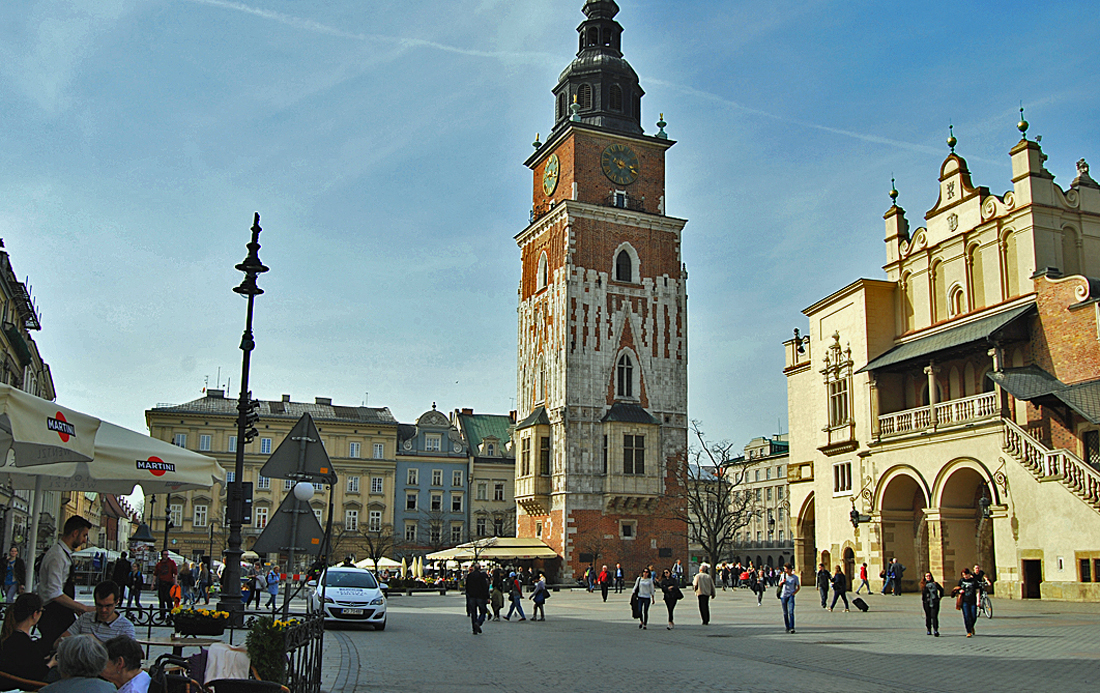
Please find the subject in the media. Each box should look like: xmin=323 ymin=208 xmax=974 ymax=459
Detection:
xmin=293 ymin=481 xmax=315 ymax=502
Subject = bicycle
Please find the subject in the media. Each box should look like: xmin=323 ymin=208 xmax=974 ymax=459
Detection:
xmin=977 ymin=587 xmax=993 ymax=619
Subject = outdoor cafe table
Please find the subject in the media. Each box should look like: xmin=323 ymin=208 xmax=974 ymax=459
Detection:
xmin=136 ymin=636 xmax=223 ymax=658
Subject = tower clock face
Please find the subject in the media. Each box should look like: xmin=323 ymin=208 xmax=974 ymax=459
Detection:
xmin=601 ymin=144 xmax=640 ymax=185
xmin=542 ymin=154 xmax=560 ymax=196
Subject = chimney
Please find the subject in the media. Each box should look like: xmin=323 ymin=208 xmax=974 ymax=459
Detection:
xmin=315 ymin=397 xmax=332 ymax=406
xmin=282 ymin=394 xmax=291 ymax=403
xmin=509 ymin=410 xmax=517 ymax=423
xmin=461 ymin=408 xmax=474 ymax=415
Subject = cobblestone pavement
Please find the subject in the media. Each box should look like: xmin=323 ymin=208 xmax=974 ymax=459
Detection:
xmin=320 ymin=586 xmax=1100 ymax=693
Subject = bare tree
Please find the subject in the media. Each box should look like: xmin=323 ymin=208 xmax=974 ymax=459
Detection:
xmin=360 ymin=524 xmax=398 ymax=573
xmin=667 ymin=420 xmax=757 ymax=569
xmin=575 ymin=527 xmax=608 ymax=576
xmin=419 ymin=510 xmax=449 ymax=551
xmin=473 ymin=507 xmax=517 ymax=539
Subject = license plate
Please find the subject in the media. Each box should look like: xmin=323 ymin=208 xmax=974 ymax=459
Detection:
xmin=341 ymin=608 xmax=363 ymax=615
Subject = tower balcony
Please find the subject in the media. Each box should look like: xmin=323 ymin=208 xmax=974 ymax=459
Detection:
xmin=515 ymin=474 xmax=552 ymax=515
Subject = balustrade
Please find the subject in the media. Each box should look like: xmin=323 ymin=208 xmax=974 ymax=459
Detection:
xmin=878 ymin=391 xmax=997 ymax=437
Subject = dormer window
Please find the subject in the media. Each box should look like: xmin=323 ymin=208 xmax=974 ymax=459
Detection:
xmin=617 ymin=354 xmax=634 ymax=398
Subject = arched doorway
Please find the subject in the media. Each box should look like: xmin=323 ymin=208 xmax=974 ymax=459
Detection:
xmin=843 ymin=547 xmax=856 ymax=585
xmin=879 ymin=472 xmax=930 ymax=593
xmin=795 ymin=494 xmax=816 ymax=583
xmin=937 ymin=465 xmax=995 ymax=583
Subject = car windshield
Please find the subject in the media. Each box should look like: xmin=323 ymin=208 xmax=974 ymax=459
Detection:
xmin=323 ymin=571 xmax=378 ymax=589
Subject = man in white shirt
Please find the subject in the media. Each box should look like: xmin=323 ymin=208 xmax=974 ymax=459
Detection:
xmin=37 ymin=515 xmax=95 ymax=647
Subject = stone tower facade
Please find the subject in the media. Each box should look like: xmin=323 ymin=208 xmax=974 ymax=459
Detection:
xmin=514 ymin=0 xmax=689 ymax=579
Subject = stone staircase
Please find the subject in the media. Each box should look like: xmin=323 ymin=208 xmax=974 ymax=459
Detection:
xmin=1003 ymin=419 xmax=1100 ymax=513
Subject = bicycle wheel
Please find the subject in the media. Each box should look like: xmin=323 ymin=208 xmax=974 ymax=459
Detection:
xmin=981 ymin=593 xmax=993 ymax=618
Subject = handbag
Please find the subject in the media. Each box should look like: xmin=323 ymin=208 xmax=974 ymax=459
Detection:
xmin=776 ymin=581 xmax=784 ymax=599
xmin=955 ymin=592 xmax=963 ymax=610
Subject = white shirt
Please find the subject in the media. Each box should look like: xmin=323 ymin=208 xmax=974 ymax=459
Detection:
xmin=37 ymin=541 xmax=73 ymax=603
xmin=119 ymin=670 xmax=151 ymax=693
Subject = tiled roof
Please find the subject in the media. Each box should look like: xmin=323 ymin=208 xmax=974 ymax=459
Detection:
xmin=456 ymin=413 xmax=514 ymax=454
xmin=859 ymin=303 xmax=1035 ymax=373
xmin=151 ymin=394 xmax=397 ymax=424
xmin=516 ymin=406 xmax=550 ymax=429
xmin=989 ymin=366 xmax=1100 ymax=424
xmin=600 ymin=402 xmax=657 ymax=425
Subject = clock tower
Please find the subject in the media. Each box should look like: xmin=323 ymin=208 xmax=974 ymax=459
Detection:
xmin=515 ymin=0 xmax=688 ymax=579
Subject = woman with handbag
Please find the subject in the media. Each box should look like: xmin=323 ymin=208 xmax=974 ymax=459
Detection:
xmin=530 ymin=573 xmax=549 ymax=621
xmin=952 ymin=568 xmax=981 ymax=637
xmin=631 ymin=569 xmax=655 ymax=630
xmin=658 ymin=569 xmax=683 ymax=630
xmin=920 ymin=571 xmax=944 ymax=636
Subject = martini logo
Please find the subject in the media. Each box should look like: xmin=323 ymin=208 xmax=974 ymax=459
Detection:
xmin=137 ymin=457 xmax=175 ymax=476
xmin=47 ymin=412 xmax=76 ymax=442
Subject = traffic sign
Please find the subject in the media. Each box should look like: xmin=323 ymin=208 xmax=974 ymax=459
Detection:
xmin=251 ymin=490 xmax=325 ymax=556
xmin=259 ymin=413 xmax=336 ymax=483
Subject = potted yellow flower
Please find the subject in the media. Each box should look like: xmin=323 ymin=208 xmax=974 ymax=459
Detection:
xmin=245 ymin=616 xmax=297 ymax=684
xmin=171 ymin=606 xmax=230 ymax=636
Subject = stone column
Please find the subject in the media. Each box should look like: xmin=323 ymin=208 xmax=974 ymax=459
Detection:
xmin=988 ymin=346 xmax=1011 ymax=419
xmin=925 ymin=361 xmax=940 ymax=429
xmin=868 ymin=375 xmax=881 ymax=440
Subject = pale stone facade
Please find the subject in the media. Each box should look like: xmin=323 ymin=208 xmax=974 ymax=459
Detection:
xmin=786 ymin=125 xmax=1100 ymax=601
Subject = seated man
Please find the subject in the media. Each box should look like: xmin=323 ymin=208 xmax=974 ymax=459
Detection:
xmin=65 ymin=580 xmax=135 ymax=642
xmin=101 ymin=636 xmax=150 ymax=693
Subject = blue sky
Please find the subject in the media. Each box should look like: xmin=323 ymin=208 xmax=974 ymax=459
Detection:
xmin=2 ymin=0 xmax=1098 ymax=449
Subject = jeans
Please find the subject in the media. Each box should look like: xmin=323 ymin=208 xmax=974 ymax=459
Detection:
xmin=819 ymin=586 xmax=829 ymax=608
xmin=4 ymin=584 xmax=19 ymax=602
xmin=614 ymin=578 xmax=624 ymax=593
xmin=961 ymin=601 xmax=977 ymax=634
xmin=127 ymin=590 xmax=142 ymax=609
xmin=637 ymin=596 xmax=650 ymax=626
xmin=266 ymin=590 xmax=278 ymax=609
xmin=830 ymin=590 xmax=849 ymax=610
xmin=780 ymin=595 xmax=796 ymax=631
xmin=855 ymin=579 xmax=870 ymax=594
xmin=505 ymin=596 xmax=526 ymax=620
xmin=600 ymin=583 xmax=609 ymax=602
xmin=466 ymin=597 xmax=488 ymax=631
xmin=664 ymin=599 xmax=676 ymax=623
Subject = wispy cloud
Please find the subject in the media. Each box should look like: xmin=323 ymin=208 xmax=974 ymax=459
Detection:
xmin=179 ymin=0 xmax=557 ymax=64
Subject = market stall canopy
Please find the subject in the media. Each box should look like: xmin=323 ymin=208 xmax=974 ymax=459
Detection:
xmin=427 ymin=537 xmax=558 ymax=561
xmin=73 ymin=547 xmax=121 ymax=561
xmin=0 ymin=419 xmax=225 ymax=494
xmin=354 ymin=557 xmax=401 ymax=570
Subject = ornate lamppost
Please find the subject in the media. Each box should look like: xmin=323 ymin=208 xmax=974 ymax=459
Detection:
xmin=217 ymin=213 xmax=268 ymax=619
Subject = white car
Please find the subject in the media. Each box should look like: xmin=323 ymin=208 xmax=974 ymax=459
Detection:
xmin=309 ymin=567 xmax=388 ymax=630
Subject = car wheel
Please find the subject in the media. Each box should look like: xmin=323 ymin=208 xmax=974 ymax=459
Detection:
xmin=373 ymin=619 xmax=386 ymax=631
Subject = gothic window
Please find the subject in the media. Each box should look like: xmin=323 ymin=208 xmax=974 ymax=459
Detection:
xmin=577 ymin=83 xmax=593 ymax=110
xmin=617 ymin=354 xmax=633 ymax=398
xmin=821 ymin=332 xmax=854 ymax=429
xmin=601 ymin=27 xmax=613 ymax=47
xmin=609 ymin=85 xmax=623 ymax=112
xmin=1000 ymin=229 xmax=1020 ymax=299
xmin=537 ymin=252 xmax=548 ymax=291
xmin=623 ymin=435 xmax=644 ymax=475
xmin=949 ymin=285 xmax=966 ymax=317
xmin=521 ymin=437 xmax=531 ymax=476
xmin=615 ymin=249 xmax=632 ymax=282
xmin=931 ymin=260 xmax=947 ymax=323
xmin=539 ymin=436 xmax=551 ymax=475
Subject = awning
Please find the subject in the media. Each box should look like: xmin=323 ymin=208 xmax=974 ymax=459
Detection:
xmin=858 ymin=303 xmax=1035 ymax=373
xmin=426 ymin=537 xmax=558 ymax=561
xmin=988 ymin=366 xmax=1100 ymax=424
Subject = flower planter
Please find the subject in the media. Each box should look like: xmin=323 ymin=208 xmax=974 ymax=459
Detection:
xmin=207 ymin=679 xmax=284 ymax=693
xmin=174 ymin=615 xmax=227 ymax=636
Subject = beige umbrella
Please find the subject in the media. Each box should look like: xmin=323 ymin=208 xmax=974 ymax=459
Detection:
xmin=0 ymin=383 xmax=99 ymax=467
xmin=400 ymin=557 xmax=408 ymax=578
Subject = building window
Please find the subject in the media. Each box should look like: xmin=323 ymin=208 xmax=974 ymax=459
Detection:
xmin=349 ymin=442 xmax=361 ymax=458
xmin=228 ymin=436 xmax=237 ymax=452
xmin=602 ymin=434 xmax=608 ymax=474
xmin=540 ymin=436 xmax=551 ymax=475
xmin=406 ymin=493 xmax=417 ymax=511
xmin=623 ymin=434 xmax=644 ymax=475
xmin=779 ymin=530 xmax=785 ymax=543
xmin=451 ymin=493 xmax=463 ymax=513
xmin=537 ymin=252 xmax=549 ymax=291
xmin=425 ymin=435 xmax=441 ymax=452
xmin=193 ymin=505 xmax=208 ymax=528
xmin=521 ymin=437 xmax=531 ymax=476
xmin=620 ymin=520 xmax=636 ymax=539
xmin=199 ymin=435 xmax=211 ymax=452
xmin=453 ymin=470 xmax=463 ymax=487
xmin=432 ymin=469 xmax=443 ymax=487
xmin=284 ymin=479 xmax=294 ymax=490
xmin=451 ymin=524 xmax=463 ymax=543
xmin=255 ymin=507 xmax=269 ymax=529
xmin=617 ymin=355 xmax=634 ymax=398
xmin=368 ymin=510 xmax=382 ymax=533
xmin=257 ymin=475 xmax=270 ymax=490
xmin=487 ymin=443 xmax=496 ymax=456
xmin=313 ymin=509 xmax=323 ymax=524
xmin=755 ymin=470 xmax=760 ymax=482
xmin=494 ymin=482 xmax=505 ymax=502
xmin=347 ymin=476 xmax=360 ymax=493
xmin=776 ymin=486 xmax=784 ymax=500
xmin=765 ymin=468 xmax=771 ymax=481
xmin=405 ymin=523 xmax=417 ymax=543
xmin=431 ymin=494 xmax=442 ymax=512
xmin=823 ymin=333 xmax=854 ymax=429
xmin=371 ymin=477 xmax=384 ymax=494
xmin=226 ymin=471 xmax=235 ymax=484
xmin=373 ymin=443 xmax=385 ymax=459
xmin=170 ymin=504 xmax=183 ymax=528
xmin=1084 ymin=430 xmax=1100 ymax=471
xmin=407 ymin=468 xmax=419 ymax=486
xmin=766 ymin=487 xmax=773 ymax=501
xmin=577 ymin=83 xmax=592 ymax=110
xmin=260 ymin=438 xmax=272 ymax=454
xmin=345 ymin=510 xmax=358 ymax=532
xmin=609 ymin=84 xmax=623 ymax=112
xmin=833 ymin=461 xmax=853 ymax=495
xmin=476 ymin=482 xmax=487 ymax=501
xmin=755 ymin=488 xmax=762 ymax=501
xmin=615 ymin=250 xmax=632 ymax=282
xmin=173 ymin=434 xmax=187 ymax=448
xmin=476 ymin=518 xmax=487 ymax=536
xmin=429 ymin=524 xmax=442 ymax=545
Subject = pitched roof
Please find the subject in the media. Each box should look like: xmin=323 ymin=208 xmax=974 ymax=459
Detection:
xmin=989 ymin=366 xmax=1100 ymax=424
xmin=151 ymin=393 xmax=397 ymax=425
xmin=600 ymin=402 xmax=657 ymax=425
xmin=456 ymin=413 xmax=514 ymax=455
xmin=515 ymin=406 xmax=550 ymax=429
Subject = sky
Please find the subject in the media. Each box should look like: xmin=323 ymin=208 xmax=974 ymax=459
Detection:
xmin=2 ymin=0 xmax=1099 ymax=450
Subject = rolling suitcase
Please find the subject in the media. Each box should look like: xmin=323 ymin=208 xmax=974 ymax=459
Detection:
xmin=852 ymin=597 xmax=869 ymax=612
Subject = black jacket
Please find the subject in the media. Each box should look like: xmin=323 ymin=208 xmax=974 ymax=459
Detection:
xmin=0 ymin=556 xmax=26 ymax=587
xmin=465 ymin=570 xmax=490 ymax=600
xmin=816 ymin=569 xmax=831 ymax=590
xmin=111 ymin=557 xmax=131 ymax=586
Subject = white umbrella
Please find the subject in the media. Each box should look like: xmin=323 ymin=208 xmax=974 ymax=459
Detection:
xmin=0 ymin=383 xmax=99 ymax=467
xmin=353 ymin=556 xmax=401 ymax=571
xmin=400 ymin=557 xmax=407 ymax=578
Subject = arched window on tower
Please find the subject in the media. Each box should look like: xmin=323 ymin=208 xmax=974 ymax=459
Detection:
xmin=617 ymin=355 xmax=633 ymax=399
xmin=609 ymin=85 xmax=623 ymax=112
xmin=587 ymin=27 xmax=599 ymax=47
xmin=557 ymin=92 xmax=566 ymax=121
xmin=577 ymin=84 xmax=593 ymax=110
xmin=602 ymin=27 xmax=613 ymax=47
xmin=537 ymin=252 xmax=549 ymax=291
xmin=615 ymin=249 xmax=632 ymax=282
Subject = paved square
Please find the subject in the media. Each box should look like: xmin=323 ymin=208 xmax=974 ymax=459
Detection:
xmin=322 ymin=587 xmax=1100 ymax=692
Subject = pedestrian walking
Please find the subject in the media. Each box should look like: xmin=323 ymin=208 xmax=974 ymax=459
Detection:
xmin=465 ymin=564 xmax=490 ymax=634
xmin=178 ymin=563 xmax=194 ymax=607
xmin=692 ymin=563 xmax=716 ymax=625
xmin=109 ymin=552 xmax=130 ymax=605
xmin=152 ymin=550 xmax=177 ymax=620
xmin=504 ymin=572 xmax=526 ymax=621
xmin=750 ymin=568 xmax=766 ymax=605
xmin=920 ymin=571 xmax=944 ymax=637
xmin=265 ymin=566 xmax=280 ymax=610
xmin=779 ymin=563 xmax=800 ymax=634
xmin=196 ymin=561 xmax=211 ymax=605
xmin=671 ymin=559 xmax=685 ymax=587
xmin=250 ymin=563 xmax=266 ymax=609
xmin=659 ymin=569 xmax=683 ymax=629
xmin=1 ymin=547 xmax=26 ymax=603
xmin=489 ymin=569 xmax=504 ymax=621
xmin=631 ymin=569 xmax=655 ymax=629
xmin=816 ymin=563 xmax=831 ymax=608
xmin=597 ymin=565 xmax=611 ymax=602
xmin=855 ymin=562 xmax=870 ymax=595
xmin=829 ymin=565 xmax=850 ymax=612
xmin=614 ymin=563 xmax=625 ymax=593
xmin=952 ymin=567 xmax=981 ymax=637
xmin=126 ymin=565 xmax=143 ymax=610
xmin=530 ymin=573 xmax=549 ymax=621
